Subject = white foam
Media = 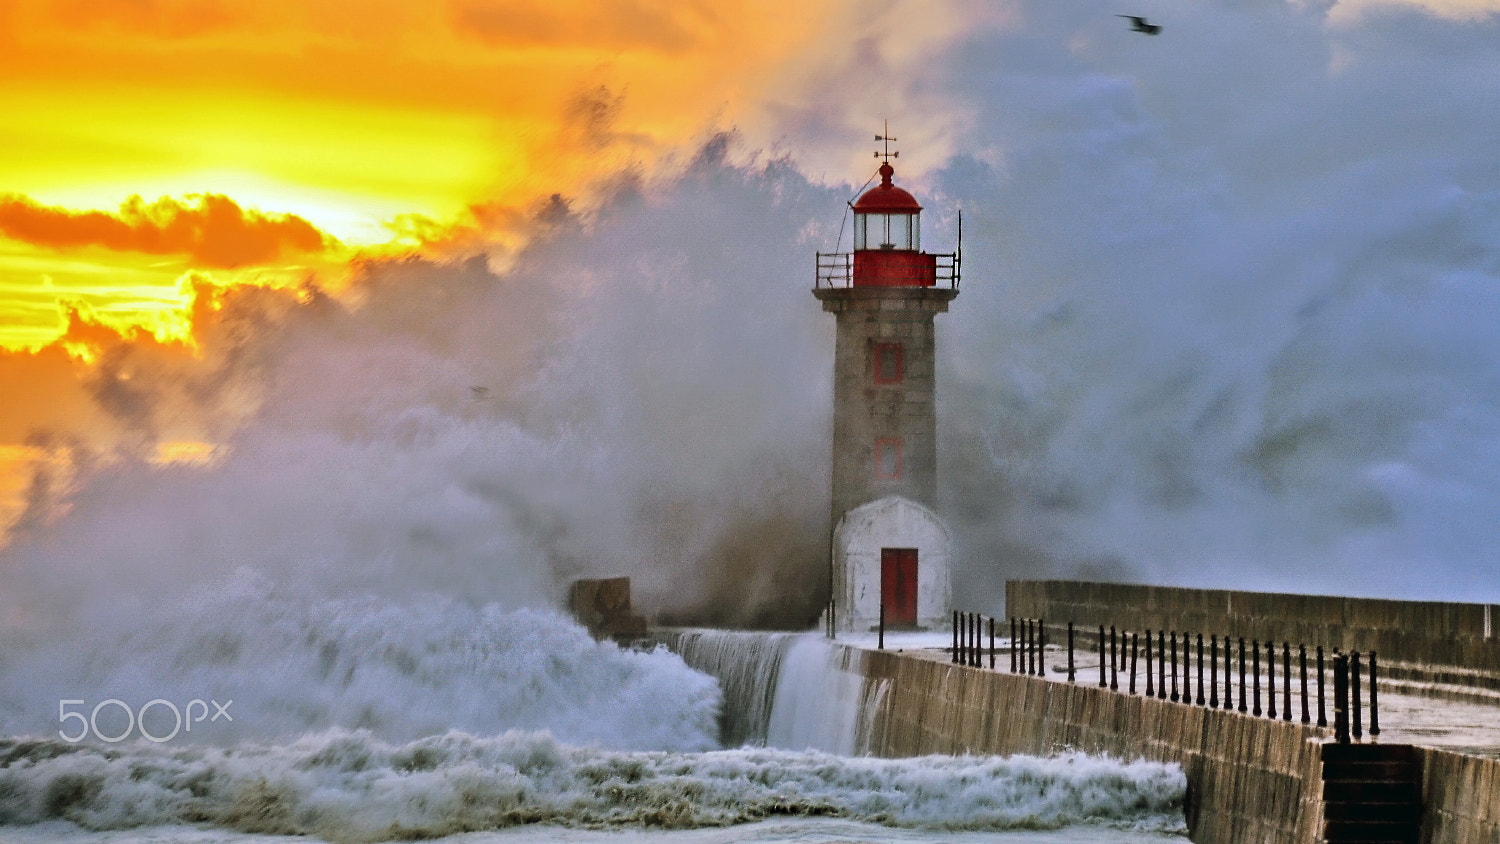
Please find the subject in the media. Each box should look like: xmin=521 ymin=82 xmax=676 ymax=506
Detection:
xmin=0 ymin=731 xmax=1186 ymax=841
xmin=0 ymin=575 xmax=719 ymax=752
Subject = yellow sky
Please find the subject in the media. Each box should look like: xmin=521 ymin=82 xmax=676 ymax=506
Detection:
xmin=0 ymin=0 xmax=865 ymax=351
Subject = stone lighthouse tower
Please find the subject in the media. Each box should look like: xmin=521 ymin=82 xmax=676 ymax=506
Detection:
xmin=815 ymin=139 xmax=959 ymax=633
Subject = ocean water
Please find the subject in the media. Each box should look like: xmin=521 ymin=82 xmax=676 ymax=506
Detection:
xmin=6 ymin=818 xmax=1187 ymax=844
xmin=0 ymin=585 xmax=1186 ymax=843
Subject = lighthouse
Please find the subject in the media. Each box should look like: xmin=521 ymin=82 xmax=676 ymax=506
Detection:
xmin=815 ymin=137 xmax=959 ymax=633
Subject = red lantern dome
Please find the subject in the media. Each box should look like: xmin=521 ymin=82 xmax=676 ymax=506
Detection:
xmin=852 ymin=163 xmax=923 ymax=213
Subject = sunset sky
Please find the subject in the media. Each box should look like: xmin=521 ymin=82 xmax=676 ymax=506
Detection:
xmin=0 ymin=0 xmax=986 ymax=350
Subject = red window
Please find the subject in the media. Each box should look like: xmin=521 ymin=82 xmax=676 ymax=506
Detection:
xmin=875 ymin=437 xmax=903 ymax=480
xmin=873 ymin=342 xmax=904 ymax=384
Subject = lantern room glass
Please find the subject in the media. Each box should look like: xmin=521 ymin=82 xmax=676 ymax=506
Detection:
xmin=854 ymin=212 xmax=919 ymax=251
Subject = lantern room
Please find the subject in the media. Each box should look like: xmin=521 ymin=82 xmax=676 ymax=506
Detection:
xmin=853 ymin=163 xmax=922 ymax=251
xmin=850 ymin=162 xmax=940 ymax=288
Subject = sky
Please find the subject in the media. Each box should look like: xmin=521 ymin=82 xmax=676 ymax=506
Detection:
xmin=4 ymin=0 xmax=1500 ymax=622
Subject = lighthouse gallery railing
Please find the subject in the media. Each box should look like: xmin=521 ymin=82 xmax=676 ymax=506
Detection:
xmin=814 ymin=252 xmax=961 ymax=290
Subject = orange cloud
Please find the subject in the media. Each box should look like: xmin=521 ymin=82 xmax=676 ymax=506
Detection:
xmin=0 ymin=193 xmax=339 ymax=268
xmin=451 ymin=0 xmax=718 ymax=51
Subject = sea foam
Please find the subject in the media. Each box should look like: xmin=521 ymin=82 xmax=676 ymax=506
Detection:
xmin=0 ymin=731 xmax=1186 ymax=842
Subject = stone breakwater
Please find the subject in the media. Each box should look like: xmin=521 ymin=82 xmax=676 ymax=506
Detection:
xmin=668 ymin=630 xmax=1500 ymax=844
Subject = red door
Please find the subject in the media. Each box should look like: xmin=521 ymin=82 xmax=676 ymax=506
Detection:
xmin=881 ymin=548 xmax=918 ymax=627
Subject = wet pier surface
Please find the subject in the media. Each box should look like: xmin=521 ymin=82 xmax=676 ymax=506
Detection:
xmin=835 ymin=631 xmax=1500 ymax=759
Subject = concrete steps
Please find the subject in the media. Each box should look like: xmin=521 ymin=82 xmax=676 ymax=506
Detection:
xmin=1321 ymin=743 xmax=1422 ymax=844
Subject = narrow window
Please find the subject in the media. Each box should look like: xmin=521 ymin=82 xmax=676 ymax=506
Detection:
xmin=873 ymin=342 xmax=904 ymax=384
xmin=875 ymin=438 xmax=904 ymax=481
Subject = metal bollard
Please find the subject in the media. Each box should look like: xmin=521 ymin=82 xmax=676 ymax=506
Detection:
xmin=1196 ymin=634 xmax=1206 ymax=706
xmin=1110 ymin=626 xmax=1119 ymax=691
xmin=973 ymin=614 xmax=979 ymax=667
xmin=1238 ymin=638 xmax=1248 ymax=713
xmin=1129 ymin=632 xmax=1139 ymax=695
xmin=1029 ymin=618 xmax=1037 ymax=675
xmin=879 ymin=602 xmax=885 ymax=651
xmin=1351 ymin=650 xmax=1363 ymax=740
xmin=965 ymin=613 xmax=972 ymax=666
xmin=1038 ymin=619 xmax=1047 ymax=677
xmin=1267 ymin=639 xmax=1276 ymax=719
xmin=1010 ymin=618 xmax=1017 ymax=673
xmin=1020 ymin=618 xmax=1027 ymax=673
xmin=1369 ymin=651 xmax=1380 ymax=737
xmin=965 ymin=613 xmax=973 ymax=667
xmin=1224 ymin=635 xmax=1234 ymax=711
xmin=1067 ymin=622 xmax=1076 ymax=682
xmin=975 ymin=614 xmax=983 ymax=668
xmin=1128 ymin=635 xmax=1140 ymax=692
xmin=1020 ymin=614 xmax=1032 ymax=674
xmin=979 ymin=615 xmax=987 ymax=668
xmin=952 ymin=611 xmax=959 ymax=664
xmin=1170 ymin=631 xmax=1179 ymax=703
xmin=1317 ymin=646 xmax=1327 ymax=728
xmin=1184 ymin=633 xmax=1193 ymax=704
xmin=1252 ymin=638 xmax=1262 ymax=717
xmin=989 ymin=617 xmax=995 ymax=671
xmin=1300 ymin=644 xmax=1310 ymax=725
xmin=1098 ymin=625 xmax=1107 ymax=688
xmin=1210 ymin=636 xmax=1220 ymax=709
xmin=974 ymin=614 xmax=981 ymax=667
xmin=1334 ymin=651 xmax=1350 ymax=744
xmin=1020 ymin=620 xmax=1032 ymax=674
xmin=1282 ymin=643 xmax=1292 ymax=722
xmin=1145 ymin=629 xmax=1155 ymax=698
xmin=1158 ymin=630 xmax=1168 ymax=700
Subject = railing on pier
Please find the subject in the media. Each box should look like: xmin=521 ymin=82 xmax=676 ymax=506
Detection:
xmin=947 ymin=613 xmax=1384 ymax=744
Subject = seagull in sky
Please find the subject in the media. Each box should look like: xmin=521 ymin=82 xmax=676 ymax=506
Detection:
xmin=1117 ymin=15 xmax=1162 ymax=34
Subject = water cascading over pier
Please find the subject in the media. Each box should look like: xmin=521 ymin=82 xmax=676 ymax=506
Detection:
xmin=663 ymin=630 xmax=887 ymax=753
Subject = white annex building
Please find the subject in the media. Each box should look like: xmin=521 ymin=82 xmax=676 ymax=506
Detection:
xmin=831 ymin=496 xmax=952 ymax=632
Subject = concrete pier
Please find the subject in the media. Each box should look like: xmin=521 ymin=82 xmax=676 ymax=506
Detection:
xmin=665 ymin=575 xmax=1500 ymax=843
xmin=832 ymin=639 xmax=1498 ymax=843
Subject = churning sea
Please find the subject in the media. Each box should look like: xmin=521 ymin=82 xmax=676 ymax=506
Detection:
xmin=0 ymin=584 xmax=1187 ymax=844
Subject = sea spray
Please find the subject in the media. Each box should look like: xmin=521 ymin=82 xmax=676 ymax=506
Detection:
xmin=0 ymin=731 xmax=1187 ymax=841
xmin=0 ymin=574 xmax=720 ymax=751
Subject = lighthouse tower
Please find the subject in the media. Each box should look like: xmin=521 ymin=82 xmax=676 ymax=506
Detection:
xmin=815 ymin=139 xmax=959 ymax=633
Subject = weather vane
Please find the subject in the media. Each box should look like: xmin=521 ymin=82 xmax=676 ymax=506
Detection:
xmin=874 ymin=120 xmax=899 ymax=163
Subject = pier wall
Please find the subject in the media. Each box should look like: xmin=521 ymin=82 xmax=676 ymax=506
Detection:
xmin=1418 ymin=747 xmax=1500 ymax=842
xmin=666 ymin=626 xmax=1500 ymax=843
xmin=1006 ymin=580 xmax=1500 ymax=670
xmin=857 ymin=649 xmax=1326 ymax=844
xmin=855 ymin=649 xmax=1500 ymax=844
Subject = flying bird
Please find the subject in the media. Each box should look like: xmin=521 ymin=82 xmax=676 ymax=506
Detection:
xmin=1117 ymin=15 xmax=1162 ymax=34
